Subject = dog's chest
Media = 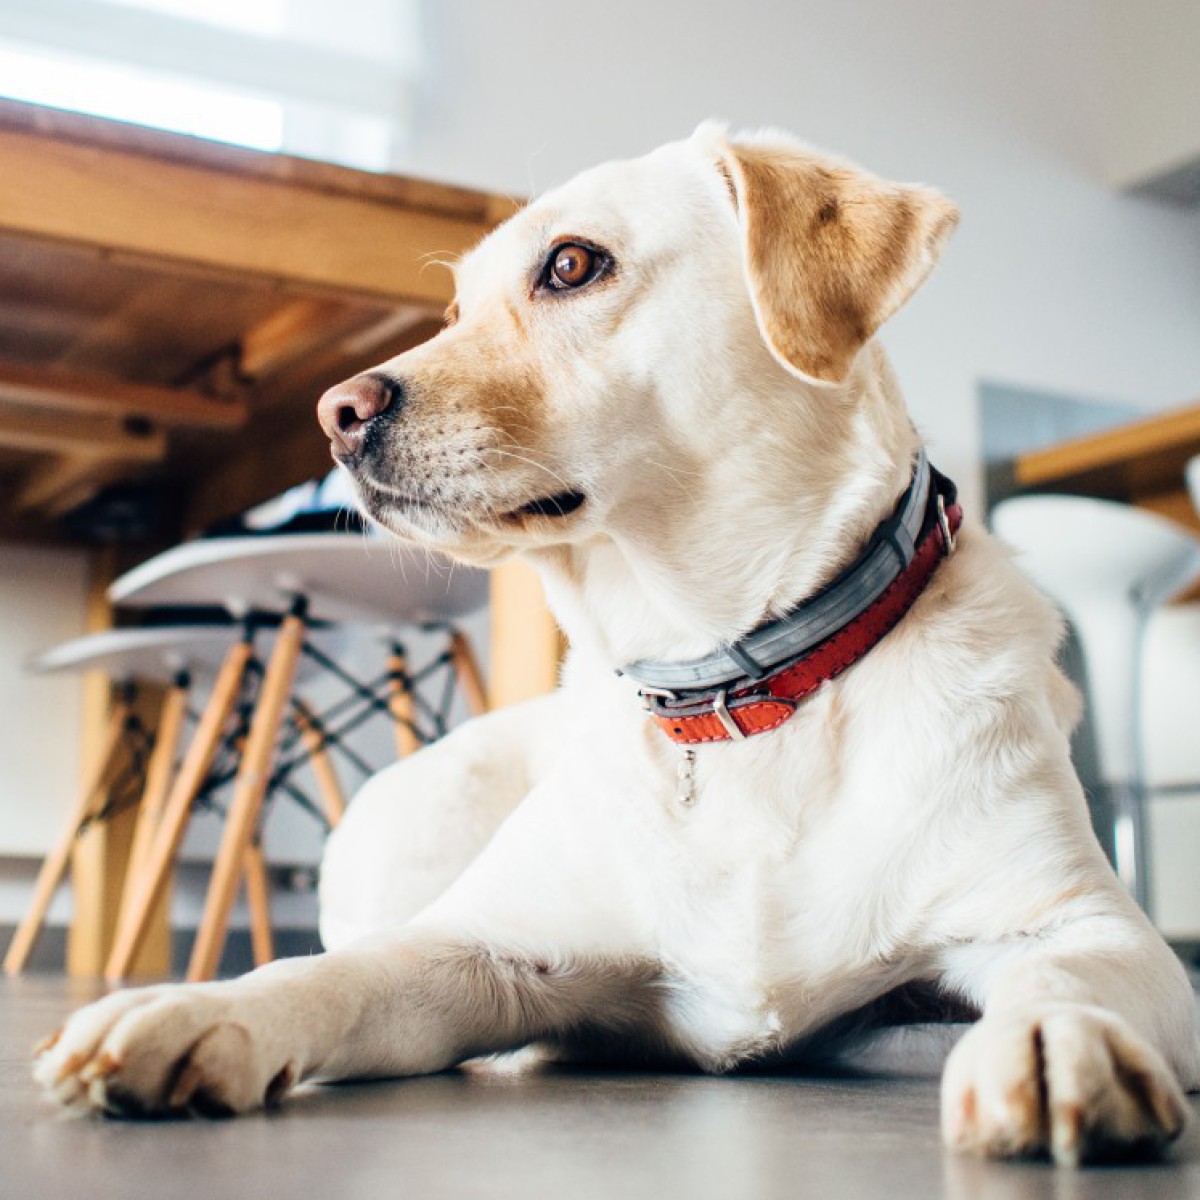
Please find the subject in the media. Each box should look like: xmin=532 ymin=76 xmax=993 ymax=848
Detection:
xmin=587 ymin=676 xmax=927 ymax=1063
xmin=648 ymin=834 xmax=882 ymax=1064
xmin=638 ymin=776 xmax=883 ymax=1060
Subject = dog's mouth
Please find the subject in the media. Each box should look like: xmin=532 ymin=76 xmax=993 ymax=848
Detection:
xmin=357 ymin=475 xmax=587 ymax=536
xmin=505 ymin=490 xmax=587 ymax=522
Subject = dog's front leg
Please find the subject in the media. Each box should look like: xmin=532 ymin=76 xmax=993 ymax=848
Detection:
xmin=939 ymin=910 xmax=1198 ymax=1165
xmin=36 ymin=930 xmax=659 ymax=1117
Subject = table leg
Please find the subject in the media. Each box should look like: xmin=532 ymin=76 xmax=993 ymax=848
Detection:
xmin=449 ymin=631 xmax=489 ymax=716
xmin=487 ymin=559 xmax=560 ymax=710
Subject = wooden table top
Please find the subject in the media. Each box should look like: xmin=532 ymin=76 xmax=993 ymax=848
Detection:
xmin=1013 ymin=397 xmax=1200 ymax=535
xmin=0 ymin=99 xmax=519 ymax=542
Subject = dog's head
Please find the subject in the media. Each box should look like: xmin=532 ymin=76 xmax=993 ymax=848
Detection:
xmin=318 ymin=125 xmax=957 ymax=573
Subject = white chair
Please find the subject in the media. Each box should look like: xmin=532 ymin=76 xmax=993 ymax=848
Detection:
xmin=4 ymin=625 xmax=260 ymax=975
xmin=991 ymin=495 xmax=1200 ymax=912
xmin=1145 ymin=454 xmax=1200 ymax=936
xmin=105 ymin=533 xmax=488 ymax=982
xmin=1187 ymin=455 xmax=1200 ymax=518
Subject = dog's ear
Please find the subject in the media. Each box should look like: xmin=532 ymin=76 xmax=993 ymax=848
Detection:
xmin=714 ymin=135 xmax=958 ymax=384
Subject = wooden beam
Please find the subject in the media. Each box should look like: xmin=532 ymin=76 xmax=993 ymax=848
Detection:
xmin=16 ymin=454 xmax=153 ymax=515
xmin=0 ymin=359 xmax=247 ymax=430
xmin=0 ymin=408 xmax=167 ymax=459
xmin=234 ymin=298 xmax=433 ymax=386
xmin=237 ymin=298 xmax=364 ymax=381
xmin=337 ymin=307 xmax=433 ymax=357
xmin=183 ymin=316 xmax=444 ymax=532
xmin=0 ymin=124 xmax=488 ymax=306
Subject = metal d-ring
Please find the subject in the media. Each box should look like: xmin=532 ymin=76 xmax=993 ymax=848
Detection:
xmin=712 ymin=689 xmax=746 ymax=741
xmin=936 ymin=494 xmax=956 ymax=556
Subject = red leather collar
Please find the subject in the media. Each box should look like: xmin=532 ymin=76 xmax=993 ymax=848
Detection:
xmin=642 ymin=482 xmax=963 ymax=746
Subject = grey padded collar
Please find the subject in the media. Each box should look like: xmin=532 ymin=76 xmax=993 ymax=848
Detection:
xmin=620 ymin=450 xmax=932 ymax=693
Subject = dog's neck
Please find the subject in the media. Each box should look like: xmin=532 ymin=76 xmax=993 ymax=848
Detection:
xmin=526 ymin=343 xmax=922 ymax=674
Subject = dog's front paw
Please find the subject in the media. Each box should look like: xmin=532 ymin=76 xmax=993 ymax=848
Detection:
xmin=941 ymin=1004 xmax=1188 ymax=1165
xmin=34 ymin=986 xmax=297 ymax=1118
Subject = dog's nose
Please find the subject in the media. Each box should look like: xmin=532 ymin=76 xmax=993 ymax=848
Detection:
xmin=317 ymin=374 xmax=401 ymax=458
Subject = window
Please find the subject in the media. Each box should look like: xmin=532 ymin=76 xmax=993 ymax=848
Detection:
xmin=0 ymin=0 xmax=418 ymax=170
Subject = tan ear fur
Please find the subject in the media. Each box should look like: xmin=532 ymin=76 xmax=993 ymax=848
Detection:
xmin=717 ymin=137 xmax=959 ymax=383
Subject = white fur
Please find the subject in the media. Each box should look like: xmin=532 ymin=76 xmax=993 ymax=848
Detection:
xmin=38 ymin=126 xmax=1198 ymax=1165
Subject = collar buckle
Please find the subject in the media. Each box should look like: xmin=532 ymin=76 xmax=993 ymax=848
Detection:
xmin=712 ymin=688 xmax=747 ymax=741
xmin=637 ymin=684 xmax=677 ymax=713
xmin=936 ymin=493 xmax=957 ymax=557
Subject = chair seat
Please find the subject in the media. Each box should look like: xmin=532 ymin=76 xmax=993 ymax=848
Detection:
xmin=30 ymin=624 xmax=348 ymax=686
xmin=108 ymin=533 xmax=488 ymax=625
xmin=991 ymin=494 xmax=1200 ymax=605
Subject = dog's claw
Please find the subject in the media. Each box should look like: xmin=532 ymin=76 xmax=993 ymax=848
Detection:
xmin=79 ymin=1052 xmax=122 ymax=1083
xmin=33 ymin=1028 xmax=63 ymax=1058
xmin=53 ymin=1052 xmax=91 ymax=1087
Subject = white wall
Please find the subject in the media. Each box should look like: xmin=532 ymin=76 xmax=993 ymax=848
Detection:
xmin=397 ymin=0 xmax=1200 ymax=510
xmin=0 ymin=545 xmax=89 ymax=927
xmin=1099 ymin=0 xmax=1200 ymax=190
xmin=0 ymin=544 xmax=88 ymax=855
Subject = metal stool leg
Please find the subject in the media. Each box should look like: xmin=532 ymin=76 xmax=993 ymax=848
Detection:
xmin=187 ymin=607 xmax=305 ymax=982
xmin=105 ymin=640 xmax=252 ymax=981
xmin=4 ymin=702 xmax=131 ymax=976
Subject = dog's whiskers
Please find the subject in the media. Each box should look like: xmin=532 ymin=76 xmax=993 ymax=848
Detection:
xmin=486 ymin=446 xmax=576 ymax=498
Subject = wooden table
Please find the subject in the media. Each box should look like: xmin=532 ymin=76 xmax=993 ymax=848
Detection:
xmin=0 ymin=98 xmax=523 ymax=532
xmin=1013 ymin=399 xmax=1200 ymax=535
xmin=0 ymin=100 xmax=561 ymax=976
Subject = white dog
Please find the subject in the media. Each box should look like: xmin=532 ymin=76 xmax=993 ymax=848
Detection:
xmin=36 ymin=124 xmax=1198 ymax=1166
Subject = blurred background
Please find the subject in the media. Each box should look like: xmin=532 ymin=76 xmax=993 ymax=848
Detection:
xmin=0 ymin=0 xmax=1197 ymax=979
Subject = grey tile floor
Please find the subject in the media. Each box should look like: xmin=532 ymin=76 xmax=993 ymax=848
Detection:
xmin=3 ymin=975 xmax=1199 ymax=1200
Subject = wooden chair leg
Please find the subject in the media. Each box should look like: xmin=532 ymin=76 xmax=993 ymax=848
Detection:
xmin=386 ymin=650 xmax=421 ymax=758
xmin=117 ymin=681 xmax=188 ymax=931
xmin=294 ymin=701 xmax=346 ymax=826
xmin=186 ymin=612 xmax=305 ymax=982
xmin=243 ymin=842 xmax=274 ymax=968
xmin=449 ymin=631 xmax=489 ymax=716
xmin=4 ymin=703 xmax=131 ymax=976
xmin=105 ymin=641 xmax=252 ymax=982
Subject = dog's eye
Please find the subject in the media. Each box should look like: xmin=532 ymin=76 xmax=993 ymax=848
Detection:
xmin=545 ymin=243 xmax=606 ymax=291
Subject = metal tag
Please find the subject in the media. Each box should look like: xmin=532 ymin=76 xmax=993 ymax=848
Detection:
xmin=676 ymin=746 xmax=697 ymax=807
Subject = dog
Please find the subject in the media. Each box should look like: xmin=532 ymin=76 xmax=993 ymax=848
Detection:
xmin=35 ymin=123 xmax=1198 ymax=1166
